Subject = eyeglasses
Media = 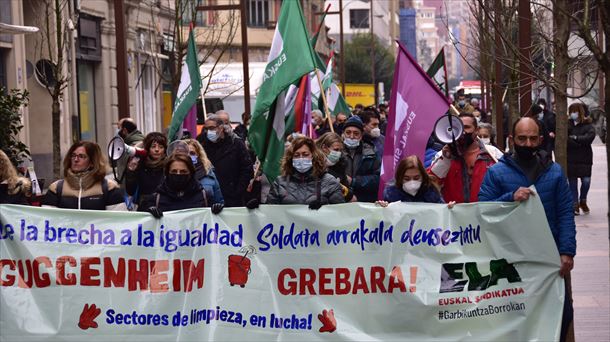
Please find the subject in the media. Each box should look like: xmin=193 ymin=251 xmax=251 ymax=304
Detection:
xmin=71 ymin=153 xmax=88 ymax=160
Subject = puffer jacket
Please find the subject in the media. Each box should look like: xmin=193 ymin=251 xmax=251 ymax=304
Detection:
xmin=266 ymin=171 xmax=345 ymax=205
xmin=195 ymin=165 xmax=224 ymax=205
xmin=344 ymin=141 xmax=381 ymax=202
xmin=428 ymin=140 xmax=495 ymax=203
xmin=567 ymin=119 xmax=595 ymax=178
xmin=42 ymin=171 xmax=124 ymax=210
xmin=478 ymin=153 xmax=576 ymax=256
xmin=141 ymin=177 xmax=211 ymax=212
xmin=383 ymin=183 xmax=444 ymax=204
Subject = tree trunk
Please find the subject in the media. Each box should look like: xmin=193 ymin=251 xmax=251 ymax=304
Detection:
xmin=553 ymin=0 xmax=570 ymax=171
xmin=52 ymin=93 xmax=61 ymax=179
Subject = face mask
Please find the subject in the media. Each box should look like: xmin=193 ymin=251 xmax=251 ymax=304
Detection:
xmin=402 ymin=180 xmax=422 ymax=196
xmin=344 ymin=137 xmax=360 ymax=149
xmin=537 ymin=113 xmax=544 ymax=121
xmin=570 ymin=112 xmax=579 ymax=121
xmin=539 ymin=104 xmax=545 ymax=110
xmin=479 ymin=137 xmax=490 ymax=145
xmin=292 ymin=158 xmax=313 ymax=173
xmin=514 ymin=145 xmax=537 ymax=161
xmin=207 ymin=130 xmax=219 ymax=142
xmin=458 ymin=100 xmax=465 ymax=107
xmin=370 ymin=127 xmax=381 ymax=138
xmin=326 ymin=150 xmax=342 ymax=166
xmin=167 ymin=174 xmax=191 ymax=191
xmin=475 ymin=117 xmax=481 ymax=124
xmin=190 ymin=155 xmax=198 ymax=165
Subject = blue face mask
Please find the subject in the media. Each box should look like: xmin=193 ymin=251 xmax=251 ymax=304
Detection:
xmin=207 ymin=130 xmax=219 ymax=142
xmin=344 ymin=138 xmax=360 ymax=149
xmin=190 ymin=155 xmax=198 ymax=165
xmin=537 ymin=113 xmax=544 ymax=121
xmin=458 ymin=100 xmax=466 ymax=107
xmin=292 ymin=158 xmax=313 ymax=173
xmin=570 ymin=112 xmax=579 ymax=121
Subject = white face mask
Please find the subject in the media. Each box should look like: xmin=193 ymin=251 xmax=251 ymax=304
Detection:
xmin=570 ymin=112 xmax=579 ymax=121
xmin=537 ymin=113 xmax=544 ymax=121
xmin=369 ymin=127 xmax=381 ymax=138
xmin=344 ymin=137 xmax=360 ymax=149
xmin=326 ymin=150 xmax=341 ymax=166
xmin=479 ymin=137 xmax=491 ymax=145
xmin=292 ymin=158 xmax=313 ymax=173
xmin=402 ymin=180 xmax=422 ymax=196
xmin=539 ymin=104 xmax=545 ymax=110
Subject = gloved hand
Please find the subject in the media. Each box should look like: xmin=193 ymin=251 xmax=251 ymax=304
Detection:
xmin=246 ymin=198 xmax=260 ymax=209
xmin=308 ymin=199 xmax=322 ymax=210
xmin=211 ymin=203 xmax=224 ymax=214
xmin=147 ymin=206 xmax=163 ymax=218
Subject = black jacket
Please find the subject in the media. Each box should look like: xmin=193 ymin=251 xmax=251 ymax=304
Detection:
xmin=198 ymin=133 xmax=253 ymax=207
xmin=142 ymin=177 xmax=210 ymax=212
xmin=567 ymin=119 xmax=595 ymax=178
xmin=125 ymin=158 xmax=165 ymax=210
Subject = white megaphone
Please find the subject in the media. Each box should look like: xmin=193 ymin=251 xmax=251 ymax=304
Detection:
xmin=107 ymin=136 xmax=147 ymax=161
xmin=433 ymin=114 xmax=464 ymax=145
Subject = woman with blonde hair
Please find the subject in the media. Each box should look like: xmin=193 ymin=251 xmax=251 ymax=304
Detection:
xmin=315 ymin=132 xmax=353 ymax=202
xmin=42 ymin=141 xmax=125 ymax=210
xmin=0 ymin=150 xmax=31 ymax=204
xmin=266 ymin=136 xmax=344 ymax=208
xmin=567 ymin=102 xmax=595 ymax=215
xmin=377 ymin=155 xmax=451 ymax=206
xmin=184 ymin=138 xmax=223 ymax=205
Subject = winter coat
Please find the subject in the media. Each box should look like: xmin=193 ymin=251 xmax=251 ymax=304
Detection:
xmin=344 ymin=141 xmax=381 ymax=202
xmin=541 ymin=110 xmax=556 ymax=153
xmin=364 ymin=134 xmax=385 ymax=160
xmin=125 ymin=157 xmax=165 ymax=210
xmin=567 ymin=119 xmax=595 ymax=178
xmin=327 ymin=158 xmax=354 ymax=202
xmin=0 ymin=178 xmax=31 ymax=205
xmin=199 ymin=133 xmax=253 ymax=207
xmin=478 ymin=153 xmax=576 ymax=256
xmin=266 ymin=171 xmax=345 ymax=205
xmin=383 ymin=183 xmax=444 ymax=204
xmin=42 ymin=171 xmax=124 ymax=210
xmin=428 ymin=141 xmax=495 ymax=203
xmin=195 ymin=164 xmax=224 ymax=204
xmin=141 ymin=177 xmax=211 ymax=212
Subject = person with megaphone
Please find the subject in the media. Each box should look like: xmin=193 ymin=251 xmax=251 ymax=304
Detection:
xmin=428 ymin=112 xmax=497 ymax=204
xmin=124 ymin=132 xmax=168 ymax=211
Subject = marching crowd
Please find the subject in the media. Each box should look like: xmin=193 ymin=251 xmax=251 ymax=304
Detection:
xmin=0 ymin=92 xmax=598 ymax=342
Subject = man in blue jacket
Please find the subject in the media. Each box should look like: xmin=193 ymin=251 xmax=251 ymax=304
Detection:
xmin=479 ymin=117 xmax=575 ymax=342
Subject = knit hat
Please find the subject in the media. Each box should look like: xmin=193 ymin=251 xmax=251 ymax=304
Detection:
xmin=343 ymin=115 xmax=364 ymax=131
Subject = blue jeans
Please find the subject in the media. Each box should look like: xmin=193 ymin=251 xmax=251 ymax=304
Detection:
xmin=568 ymin=177 xmax=591 ymax=203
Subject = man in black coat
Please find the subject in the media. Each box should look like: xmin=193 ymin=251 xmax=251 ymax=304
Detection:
xmin=536 ymin=99 xmax=556 ymax=155
xmin=197 ymin=114 xmax=253 ymax=207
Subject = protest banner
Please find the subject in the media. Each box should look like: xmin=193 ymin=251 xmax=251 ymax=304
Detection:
xmin=0 ymin=194 xmax=563 ymax=341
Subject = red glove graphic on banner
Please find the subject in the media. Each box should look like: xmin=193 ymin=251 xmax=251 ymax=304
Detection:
xmin=78 ymin=303 xmax=101 ymax=330
xmin=318 ymin=309 xmax=336 ymax=333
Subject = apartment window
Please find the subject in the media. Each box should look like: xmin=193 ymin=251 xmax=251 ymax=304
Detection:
xmin=77 ymin=61 xmax=97 ymax=141
xmin=248 ymin=0 xmax=270 ymax=28
xmin=350 ymin=9 xmax=369 ymax=29
xmin=76 ymin=15 xmax=102 ymax=61
xmin=0 ymin=0 xmax=12 ymax=43
xmin=182 ymin=0 xmax=217 ymax=27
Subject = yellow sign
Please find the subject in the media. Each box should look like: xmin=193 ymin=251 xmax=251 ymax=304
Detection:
xmin=340 ymin=83 xmax=375 ymax=107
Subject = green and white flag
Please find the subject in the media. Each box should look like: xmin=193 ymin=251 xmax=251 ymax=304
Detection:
xmin=426 ymin=47 xmax=448 ymax=97
xmin=168 ymin=28 xmax=201 ymax=141
xmin=328 ymin=83 xmax=352 ymax=117
xmin=248 ymin=0 xmax=317 ymax=181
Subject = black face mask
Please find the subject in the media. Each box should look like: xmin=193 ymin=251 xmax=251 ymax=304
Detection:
xmin=167 ymin=174 xmax=191 ymax=191
xmin=458 ymin=133 xmax=475 ymax=148
xmin=514 ymin=145 xmax=537 ymax=161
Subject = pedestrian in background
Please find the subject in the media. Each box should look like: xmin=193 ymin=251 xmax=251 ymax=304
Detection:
xmin=42 ymin=141 xmax=124 ymax=210
xmin=316 ymin=132 xmax=353 ymax=202
xmin=184 ymin=138 xmax=224 ymax=205
xmin=567 ymin=102 xmax=596 ymax=215
xmin=266 ymin=136 xmax=344 ymax=208
xmin=199 ymin=114 xmax=253 ymax=207
xmin=125 ymin=132 xmax=167 ymax=210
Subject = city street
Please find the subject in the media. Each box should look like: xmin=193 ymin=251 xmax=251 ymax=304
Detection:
xmin=572 ymin=141 xmax=610 ymax=341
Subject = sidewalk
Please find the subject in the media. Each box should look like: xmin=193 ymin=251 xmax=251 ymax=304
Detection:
xmin=572 ymin=142 xmax=610 ymax=341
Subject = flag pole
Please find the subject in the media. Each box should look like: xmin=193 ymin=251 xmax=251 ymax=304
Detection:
xmin=200 ymin=84 xmax=208 ymax=121
xmin=314 ymin=68 xmax=335 ymax=133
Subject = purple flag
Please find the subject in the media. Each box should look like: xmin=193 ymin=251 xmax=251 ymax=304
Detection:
xmin=300 ymin=76 xmax=312 ymax=137
xmin=379 ymin=42 xmax=450 ymax=197
xmin=184 ymin=104 xmax=198 ymax=138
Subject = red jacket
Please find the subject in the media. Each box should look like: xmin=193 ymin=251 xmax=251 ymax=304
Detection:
xmin=428 ymin=144 xmax=496 ymax=203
